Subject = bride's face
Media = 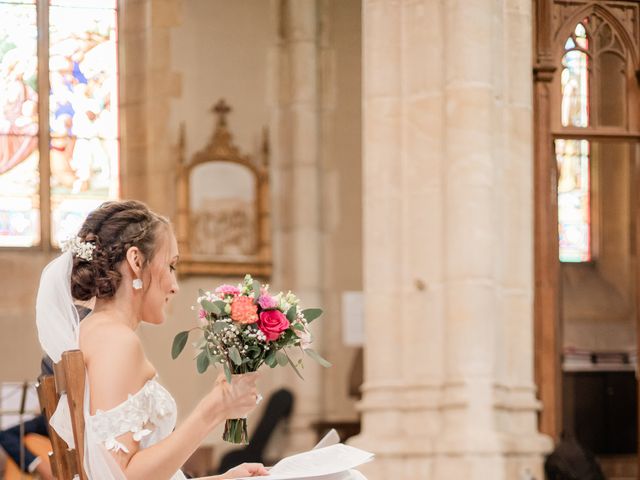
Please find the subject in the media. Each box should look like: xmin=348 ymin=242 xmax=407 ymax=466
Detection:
xmin=140 ymin=227 xmax=180 ymax=325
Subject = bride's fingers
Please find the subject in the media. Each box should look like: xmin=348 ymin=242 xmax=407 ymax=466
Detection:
xmin=243 ymin=463 xmax=268 ymax=475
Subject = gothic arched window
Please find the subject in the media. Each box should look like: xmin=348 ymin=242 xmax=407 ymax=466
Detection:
xmin=555 ymin=13 xmax=632 ymax=262
xmin=0 ymin=0 xmax=119 ymax=248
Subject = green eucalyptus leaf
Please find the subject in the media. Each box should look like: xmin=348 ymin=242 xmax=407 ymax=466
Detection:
xmin=304 ymin=348 xmax=332 ymax=368
xmin=286 ymin=306 xmax=297 ymax=322
xmin=214 ymin=300 xmax=227 ymax=312
xmin=196 ymin=350 xmax=210 ymax=373
xmin=292 ymin=323 xmax=306 ymax=331
xmin=265 ymin=350 xmax=277 ymax=368
xmin=252 ymin=280 xmax=262 ymax=297
xmin=223 ymin=362 xmax=232 ymax=384
xmin=302 ymin=308 xmax=323 ymax=323
xmin=198 ymin=289 xmax=207 ymax=297
xmin=229 ymin=346 xmax=242 ymax=366
xmin=201 ymin=299 xmax=221 ymax=315
xmin=276 ymin=351 xmax=288 ymax=367
xmin=213 ymin=322 xmax=228 ymax=334
xmin=171 ymin=331 xmax=189 ymax=359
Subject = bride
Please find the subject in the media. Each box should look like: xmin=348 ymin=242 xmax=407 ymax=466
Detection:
xmin=36 ymin=200 xmax=268 ymax=479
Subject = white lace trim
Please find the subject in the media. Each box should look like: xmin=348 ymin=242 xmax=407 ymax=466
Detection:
xmin=90 ymin=379 xmax=175 ymax=453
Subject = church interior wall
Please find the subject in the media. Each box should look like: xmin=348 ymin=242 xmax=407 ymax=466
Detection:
xmin=0 ymin=0 xmax=363 ymax=464
xmin=126 ymin=0 xmax=364 ymax=456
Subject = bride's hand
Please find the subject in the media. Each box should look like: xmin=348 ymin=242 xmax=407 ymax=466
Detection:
xmin=219 ymin=462 xmax=269 ymax=478
xmin=208 ymin=372 xmax=260 ymax=420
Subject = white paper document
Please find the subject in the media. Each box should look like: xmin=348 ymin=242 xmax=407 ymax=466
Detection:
xmin=237 ymin=432 xmax=373 ymax=480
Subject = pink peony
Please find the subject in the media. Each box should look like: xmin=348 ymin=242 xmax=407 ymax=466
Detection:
xmin=258 ymin=310 xmax=290 ymax=341
xmin=215 ymin=284 xmax=241 ymax=296
xmin=258 ymin=294 xmax=277 ymax=309
xmin=230 ymin=296 xmax=259 ymax=324
xmin=198 ymin=308 xmax=208 ymax=326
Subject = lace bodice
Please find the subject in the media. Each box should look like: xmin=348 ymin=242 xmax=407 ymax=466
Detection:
xmin=88 ymin=377 xmax=176 ymax=453
xmin=84 ymin=377 xmax=186 ymax=480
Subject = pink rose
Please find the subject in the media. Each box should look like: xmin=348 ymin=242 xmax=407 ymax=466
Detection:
xmin=215 ymin=284 xmax=241 ymax=296
xmin=258 ymin=310 xmax=290 ymax=341
xmin=258 ymin=294 xmax=277 ymax=309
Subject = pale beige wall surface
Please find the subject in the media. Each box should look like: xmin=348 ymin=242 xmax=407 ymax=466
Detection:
xmin=169 ymin=0 xmax=272 ymax=159
xmin=0 ymin=252 xmax=53 ymax=382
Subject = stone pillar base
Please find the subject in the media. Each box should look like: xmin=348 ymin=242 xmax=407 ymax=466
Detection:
xmin=350 ymin=431 xmax=551 ymax=480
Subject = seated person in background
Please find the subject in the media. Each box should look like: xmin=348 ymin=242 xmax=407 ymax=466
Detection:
xmin=0 ymin=416 xmax=53 ymax=479
xmin=544 ymin=432 xmax=606 ymax=480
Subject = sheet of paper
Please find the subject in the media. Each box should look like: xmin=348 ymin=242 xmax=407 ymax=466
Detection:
xmin=313 ymin=428 xmax=340 ymax=450
xmin=237 ymin=444 xmax=374 ymax=480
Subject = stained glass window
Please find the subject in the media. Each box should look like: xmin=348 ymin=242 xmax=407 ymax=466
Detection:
xmin=0 ymin=0 xmax=39 ymax=246
xmin=556 ymin=139 xmax=591 ymax=262
xmin=561 ymin=23 xmax=589 ymax=128
xmin=0 ymin=0 xmax=118 ymax=248
xmin=49 ymin=0 xmax=119 ymax=245
xmin=558 ymin=21 xmax=592 ymax=262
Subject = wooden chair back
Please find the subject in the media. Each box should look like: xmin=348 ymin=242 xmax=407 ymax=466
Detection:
xmin=36 ymin=350 xmax=87 ymax=480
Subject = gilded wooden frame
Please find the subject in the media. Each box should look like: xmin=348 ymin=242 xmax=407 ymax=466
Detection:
xmin=176 ymin=100 xmax=271 ymax=277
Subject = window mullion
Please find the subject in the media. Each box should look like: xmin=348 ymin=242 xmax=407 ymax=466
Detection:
xmin=37 ymin=0 xmax=51 ymax=251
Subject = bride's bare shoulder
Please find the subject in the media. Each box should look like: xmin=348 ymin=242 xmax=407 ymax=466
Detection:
xmin=80 ymin=314 xmax=140 ymax=350
xmin=80 ymin=314 xmax=154 ymax=412
xmin=80 ymin=314 xmax=146 ymax=375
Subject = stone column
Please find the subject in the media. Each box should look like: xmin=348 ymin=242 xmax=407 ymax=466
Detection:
xmin=353 ymin=0 xmax=550 ymax=478
xmin=119 ymin=0 xmax=182 ymax=215
xmin=269 ymin=0 xmax=324 ymax=452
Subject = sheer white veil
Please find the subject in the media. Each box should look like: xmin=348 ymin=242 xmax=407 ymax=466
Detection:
xmin=36 ymin=251 xmax=80 ymax=364
xmin=35 ymin=251 xmax=125 ymax=479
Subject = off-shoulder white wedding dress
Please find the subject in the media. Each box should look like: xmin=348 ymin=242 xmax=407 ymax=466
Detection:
xmin=82 ymin=376 xmax=187 ymax=479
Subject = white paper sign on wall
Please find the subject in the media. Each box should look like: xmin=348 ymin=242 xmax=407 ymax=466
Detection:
xmin=342 ymin=291 xmax=364 ymax=347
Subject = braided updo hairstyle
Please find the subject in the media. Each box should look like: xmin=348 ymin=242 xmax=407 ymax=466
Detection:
xmin=70 ymin=200 xmax=170 ymax=301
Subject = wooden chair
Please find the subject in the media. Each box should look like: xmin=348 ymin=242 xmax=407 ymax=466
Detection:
xmin=36 ymin=350 xmax=87 ymax=480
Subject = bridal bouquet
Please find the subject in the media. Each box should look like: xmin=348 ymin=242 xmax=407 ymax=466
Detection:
xmin=171 ymin=274 xmax=331 ymax=444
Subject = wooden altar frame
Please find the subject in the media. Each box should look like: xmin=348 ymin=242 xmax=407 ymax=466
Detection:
xmin=176 ymin=100 xmax=272 ymax=277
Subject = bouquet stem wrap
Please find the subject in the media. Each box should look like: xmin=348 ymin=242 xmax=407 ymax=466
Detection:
xmin=223 ymin=418 xmax=249 ymax=445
